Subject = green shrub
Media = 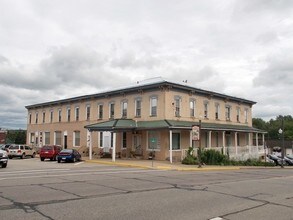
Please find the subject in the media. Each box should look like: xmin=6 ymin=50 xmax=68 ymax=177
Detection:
xmin=182 ymin=155 xmax=197 ymax=165
xmin=200 ymin=149 xmax=229 ymax=165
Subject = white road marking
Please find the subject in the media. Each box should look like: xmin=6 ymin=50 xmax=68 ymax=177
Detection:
xmin=209 ymin=217 xmax=223 ymax=220
xmin=74 ymin=162 xmax=84 ymax=166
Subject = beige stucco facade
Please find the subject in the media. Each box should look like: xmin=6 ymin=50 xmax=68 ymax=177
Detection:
xmin=26 ymin=79 xmax=265 ymax=162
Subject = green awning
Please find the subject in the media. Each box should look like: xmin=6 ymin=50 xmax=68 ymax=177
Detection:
xmin=85 ymin=119 xmax=265 ymax=133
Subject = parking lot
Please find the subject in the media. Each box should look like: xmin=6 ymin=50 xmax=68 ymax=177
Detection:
xmin=0 ymin=158 xmax=292 ymax=220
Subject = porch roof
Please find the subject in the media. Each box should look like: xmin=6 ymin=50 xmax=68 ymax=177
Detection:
xmin=85 ymin=119 xmax=265 ymax=133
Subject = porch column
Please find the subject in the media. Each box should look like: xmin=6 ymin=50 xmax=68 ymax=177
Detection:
xmin=88 ymin=130 xmax=92 ymax=160
xmin=169 ymin=130 xmax=173 ymax=164
xmin=248 ymin=133 xmax=251 ymax=146
xmin=256 ymin=133 xmax=259 ymax=147
xmin=222 ymin=131 xmax=226 ymax=154
xmin=235 ymin=132 xmax=238 ymax=155
xmin=208 ymin=131 xmax=212 ymax=149
xmin=262 ymin=133 xmax=265 ymax=146
xmin=112 ymin=132 xmax=116 ymax=162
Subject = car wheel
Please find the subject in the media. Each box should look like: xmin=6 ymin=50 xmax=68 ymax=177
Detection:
xmin=54 ymin=156 xmax=58 ymax=161
xmin=21 ymin=153 xmax=25 ymax=159
xmin=40 ymin=157 xmax=45 ymax=161
xmin=1 ymin=163 xmax=7 ymax=168
xmin=31 ymin=153 xmax=36 ymax=158
xmin=73 ymin=157 xmax=76 ymax=163
xmin=8 ymin=156 xmax=12 ymax=159
xmin=57 ymin=159 xmax=61 ymax=163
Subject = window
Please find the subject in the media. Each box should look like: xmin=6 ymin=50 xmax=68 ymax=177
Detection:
xmin=150 ymin=96 xmax=157 ymax=117
xmin=29 ymin=113 xmax=32 ymax=124
xmin=74 ymin=131 xmax=80 ymax=146
xmin=50 ymin=110 xmax=53 ymax=123
xmin=44 ymin=132 xmax=50 ymax=145
xmin=215 ymin=103 xmax=220 ymax=120
xmin=58 ymin=109 xmax=62 ymax=122
xmin=86 ymin=105 xmax=91 ymax=120
xmin=225 ymin=105 xmax=231 ymax=121
xmin=67 ymin=108 xmax=71 ymax=122
xmin=204 ymin=102 xmax=209 ymax=119
xmin=174 ymin=96 xmax=181 ymax=117
xmin=172 ymin=132 xmax=181 ymax=150
xmin=121 ymin=101 xmax=128 ymax=118
xmin=42 ymin=112 xmax=46 ymax=123
xmin=98 ymin=104 xmax=103 ymax=120
xmin=99 ymin=132 xmax=103 ymax=147
xmin=244 ymin=109 xmax=248 ymax=123
xmin=236 ymin=107 xmax=240 ymax=122
xmin=75 ymin=107 xmax=79 ymax=121
xmin=122 ymin=132 xmax=127 ymax=149
xmin=148 ymin=131 xmax=160 ymax=150
xmin=109 ymin=103 xmax=115 ymax=119
xmin=189 ymin=99 xmax=195 ymax=117
xmin=135 ymin=98 xmax=142 ymax=117
xmin=35 ymin=112 xmax=38 ymax=124
xmin=55 ymin=131 xmax=61 ymax=145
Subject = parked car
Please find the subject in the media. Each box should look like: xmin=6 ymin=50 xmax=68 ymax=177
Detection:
xmin=267 ymin=154 xmax=283 ymax=166
xmin=284 ymin=155 xmax=293 ymax=166
xmin=0 ymin=144 xmax=11 ymax=152
xmin=0 ymin=148 xmax=8 ymax=168
xmin=40 ymin=145 xmax=62 ymax=161
xmin=8 ymin=144 xmax=36 ymax=159
xmin=57 ymin=149 xmax=81 ymax=163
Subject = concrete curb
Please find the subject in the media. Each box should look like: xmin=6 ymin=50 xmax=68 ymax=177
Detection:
xmin=85 ymin=160 xmax=241 ymax=171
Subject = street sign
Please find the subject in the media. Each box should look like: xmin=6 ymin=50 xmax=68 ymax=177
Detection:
xmin=192 ymin=125 xmax=200 ymax=141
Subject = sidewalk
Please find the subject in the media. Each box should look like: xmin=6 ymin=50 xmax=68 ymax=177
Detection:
xmin=84 ymin=158 xmax=242 ymax=171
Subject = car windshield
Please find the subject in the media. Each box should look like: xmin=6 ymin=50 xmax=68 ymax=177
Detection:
xmin=42 ymin=146 xmax=53 ymax=150
xmin=9 ymin=145 xmax=19 ymax=149
xmin=61 ymin=149 xmax=72 ymax=153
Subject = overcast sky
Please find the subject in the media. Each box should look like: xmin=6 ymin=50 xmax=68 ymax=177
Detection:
xmin=0 ymin=0 xmax=292 ymax=129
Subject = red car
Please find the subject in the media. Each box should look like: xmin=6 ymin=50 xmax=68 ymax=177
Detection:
xmin=40 ymin=145 xmax=62 ymax=161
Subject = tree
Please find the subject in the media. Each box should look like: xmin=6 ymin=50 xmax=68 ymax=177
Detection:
xmin=6 ymin=130 xmax=26 ymax=144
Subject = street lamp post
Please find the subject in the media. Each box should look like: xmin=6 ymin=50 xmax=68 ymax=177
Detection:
xmin=278 ymin=116 xmax=285 ymax=168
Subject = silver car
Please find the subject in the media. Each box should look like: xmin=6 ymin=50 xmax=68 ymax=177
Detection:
xmin=8 ymin=144 xmax=36 ymax=159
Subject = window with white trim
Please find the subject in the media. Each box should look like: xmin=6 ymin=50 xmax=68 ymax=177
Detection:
xmin=42 ymin=112 xmax=46 ymax=123
xmin=98 ymin=104 xmax=103 ymax=119
xmin=67 ymin=108 xmax=71 ymax=122
xmin=189 ymin=99 xmax=195 ymax=117
xmin=44 ymin=132 xmax=50 ymax=145
xmin=122 ymin=132 xmax=127 ymax=149
xmin=150 ymin=96 xmax=157 ymax=117
xmin=55 ymin=131 xmax=61 ymax=145
xmin=58 ymin=109 xmax=62 ymax=122
xmin=174 ymin=96 xmax=181 ymax=117
xmin=204 ymin=101 xmax=209 ymax=119
xmin=236 ymin=107 xmax=240 ymax=122
xmin=74 ymin=131 xmax=80 ymax=146
xmin=29 ymin=113 xmax=32 ymax=124
xmin=148 ymin=131 xmax=160 ymax=150
xmin=50 ymin=110 xmax=53 ymax=123
xmin=121 ymin=100 xmax=128 ymax=118
xmin=244 ymin=109 xmax=248 ymax=123
xmin=109 ymin=102 xmax=115 ymax=119
xmin=225 ymin=105 xmax=231 ymax=121
xmin=86 ymin=105 xmax=91 ymax=120
xmin=215 ymin=103 xmax=220 ymax=120
xmin=75 ymin=107 xmax=79 ymax=121
xmin=172 ymin=132 xmax=181 ymax=150
xmin=99 ymin=132 xmax=103 ymax=147
xmin=35 ymin=112 xmax=38 ymax=124
xmin=135 ymin=98 xmax=142 ymax=117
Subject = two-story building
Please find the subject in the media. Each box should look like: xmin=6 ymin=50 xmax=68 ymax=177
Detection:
xmin=26 ymin=78 xmax=265 ymax=162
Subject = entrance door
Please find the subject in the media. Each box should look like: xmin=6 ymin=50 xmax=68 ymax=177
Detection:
xmin=103 ymin=132 xmax=111 ymax=153
xmin=64 ymin=135 xmax=68 ymax=149
xmin=133 ymin=134 xmax=142 ymax=155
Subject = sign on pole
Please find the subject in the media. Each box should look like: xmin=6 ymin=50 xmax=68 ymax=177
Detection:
xmin=192 ymin=125 xmax=200 ymax=141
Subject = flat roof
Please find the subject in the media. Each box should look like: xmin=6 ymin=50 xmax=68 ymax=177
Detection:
xmin=26 ymin=77 xmax=256 ymax=109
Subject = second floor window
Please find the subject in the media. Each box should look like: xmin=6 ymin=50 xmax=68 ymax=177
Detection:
xmin=204 ymin=102 xmax=209 ymax=119
xmin=67 ymin=108 xmax=71 ymax=122
xmin=135 ymin=99 xmax=142 ymax=117
xmin=29 ymin=113 xmax=32 ymax=124
xmin=109 ymin=103 xmax=115 ymax=119
xmin=215 ymin=104 xmax=220 ymax=120
xmin=98 ymin=104 xmax=103 ymax=119
xmin=86 ymin=105 xmax=91 ymax=120
xmin=58 ymin=109 xmax=62 ymax=122
xmin=50 ymin=110 xmax=53 ymax=123
xmin=174 ymin=97 xmax=181 ymax=117
xmin=35 ymin=112 xmax=38 ymax=124
xmin=75 ymin=107 xmax=79 ymax=121
xmin=225 ymin=106 xmax=231 ymax=121
xmin=245 ymin=109 xmax=248 ymax=123
xmin=150 ymin=96 xmax=157 ymax=117
xmin=236 ymin=108 xmax=240 ymax=122
xmin=190 ymin=100 xmax=195 ymax=117
xmin=42 ymin=112 xmax=46 ymax=123
xmin=121 ymin=101 xmax=128 ymax=118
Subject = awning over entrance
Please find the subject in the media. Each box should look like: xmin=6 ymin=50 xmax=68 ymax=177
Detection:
xmin=85 ymin=119 xmax=264 ymax=133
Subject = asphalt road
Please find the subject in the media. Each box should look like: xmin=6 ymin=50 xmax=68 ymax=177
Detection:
xmin=0 ymin=158 xmax=292 ymax=220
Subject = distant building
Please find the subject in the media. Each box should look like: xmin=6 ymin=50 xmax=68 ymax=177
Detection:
xmin=25 ymin=78 xmax=265 ymax=162
xmin=0 ymin=129 xmax=7 ymax=144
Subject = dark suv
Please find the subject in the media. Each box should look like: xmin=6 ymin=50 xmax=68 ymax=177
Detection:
xmin=40 ymin=145 xmax=62 ymax=161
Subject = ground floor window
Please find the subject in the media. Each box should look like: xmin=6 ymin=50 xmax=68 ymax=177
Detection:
xmin=55 ymin=131 xmax=61 ymax=145
xmin=172 ymin=132 xmax=181 ymax=150
xmin=44 ymin=132 xmax=50 ymax=145
xmin=74 ymin=131 xmax=80 ymax=147
xmin=148 ymin=131 xmax=160 ymax=150
xmin=122 ymin=132 xmax=127 ymax=149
